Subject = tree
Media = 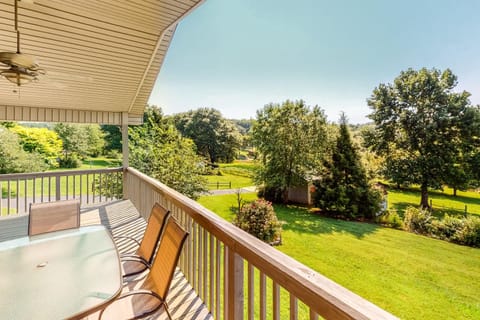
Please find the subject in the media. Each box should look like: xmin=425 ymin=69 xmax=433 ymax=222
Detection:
xmin=129 ymin=105 xmax=207 ymax=199
xmin=0 ymin=127 xmax=48 ymax=173
xmin=366 ymin=68 xmax=480 ymax=207
xmin=313 ymin=113 xmax=381 ymax=219
xmin=83 ymin=125 xmax=105 ymax=157
xmin=101 ymin=125 xmax=122 ymax=153
xmin=173 ymin=108 xmax=242 ymax=163
xmin=252 ymin=99 xmax=327 ymax=203
xmin=9 ymin=125 xmax=63 ymax=167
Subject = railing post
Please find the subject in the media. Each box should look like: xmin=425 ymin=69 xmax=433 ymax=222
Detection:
xmin=227 ymin=249 xmax=244 ymax=320
xmin=122 ymin=112 xmax=129 ymax=200
xmin=55 ymin=175 xmax=61 ymax=200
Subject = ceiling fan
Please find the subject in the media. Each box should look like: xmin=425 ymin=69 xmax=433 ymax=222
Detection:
xmin=0 ymin=0 xmax=45 ymax=86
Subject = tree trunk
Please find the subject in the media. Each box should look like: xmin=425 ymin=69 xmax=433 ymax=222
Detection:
xmin=453 ymin=187 xmax=457 ymax=197
xmin=420 ymin=183 xmax=429 ymax=208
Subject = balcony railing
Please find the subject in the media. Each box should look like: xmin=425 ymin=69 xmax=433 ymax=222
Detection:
xmin=124 ymin=167 xmax=398 ymax=320
xmin=0 ymin=168 xmax=122 ymax=215
xmin=0 ymin=167 xmax=398 ymax=319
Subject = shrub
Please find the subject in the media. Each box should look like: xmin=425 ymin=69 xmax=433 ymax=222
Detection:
xmin=376 ymin=209 xmax=404 ymax=229
xmin=257 ymin=186 xmax=285 ymax=203
xmin=403 ymin=206 xmax=432 ymax=234
xmin=428 ymin=214 xmax=463 ymax=240
xmin=455 ymin=216 xmax=480 ymax=247
xmin=234 ymin=199 xmax=282 ymax=244
xmin=58 ymin=155 xmax=82 ymax=168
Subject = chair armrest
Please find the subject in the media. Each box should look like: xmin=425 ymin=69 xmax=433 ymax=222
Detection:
xmin=120 ymin=254 xmax=149 ymax=267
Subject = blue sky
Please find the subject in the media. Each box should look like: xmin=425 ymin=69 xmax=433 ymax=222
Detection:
xmin=149 ymin=0 xmax=480 ymax=123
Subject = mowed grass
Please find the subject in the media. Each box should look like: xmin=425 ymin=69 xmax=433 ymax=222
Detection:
xmin=388 ymin=186 xmax=480 ymax=218
xmin=205 ymin=160 xmax=257 ymax=190
xmin=197 ymin=193 xmax=480 ymax=320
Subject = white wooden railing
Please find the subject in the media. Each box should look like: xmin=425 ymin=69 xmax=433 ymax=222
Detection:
xmin=0 ymin=168 xmax=122 ymax=215
xmin=124 ymin=167 xmax=398 ymax=320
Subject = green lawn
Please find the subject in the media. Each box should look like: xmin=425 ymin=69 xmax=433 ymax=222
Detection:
xmin=388 ymin=186 xmax=480 ymax=217
xmin=198 ymin=193 xmax=480 ymax=320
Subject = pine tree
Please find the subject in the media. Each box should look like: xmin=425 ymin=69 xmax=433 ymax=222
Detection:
xmin=314 ymin=113 xmax=381 ymax=219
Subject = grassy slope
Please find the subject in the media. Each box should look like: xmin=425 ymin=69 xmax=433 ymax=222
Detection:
xmin=198 ymin=193 xmax=480 ymax=320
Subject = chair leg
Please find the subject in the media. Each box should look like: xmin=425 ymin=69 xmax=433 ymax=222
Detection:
xmin=164 ymin=302 xmax=173 ymax=320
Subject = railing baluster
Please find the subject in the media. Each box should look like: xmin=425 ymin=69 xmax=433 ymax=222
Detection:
xmin=290 ymin=294 xmax=298 ymax=320
xmin=66 ymin=175 xmax=69 ymax=200
xmin=16 ymin=179 xmax=19 ymax=213
xmin=24 ymin=178 xmax=27 ymax=213
xmin=198 ymin=226 xmax=203 ymax=299
xmin=203 ymin=228 xmax=208 ymax=303
xmin=209 ymin=232 xmax=214 ymax=312
xmin=215 ymin=239 xmax=221 ymax=320
xmin=224 ymin=244 xmax=228 ymax=320
xmin=7 ymin=180 xmax=11 ymax=214
xmin=41 ymin=177 xmax=44 ymax=202
xmin=260 ymin=272 xmax=266 ymax=320
xmin=248 ymin=262 xmax=254 ymax=320
xmin=48 ymin=176 xmax=51 ymax=202
xmin=99 ymin=173 xmax=102 ymax=203
xmin=227 ymin=248 xmax=244 ymax=320
xmin=273 ymin=282 xmax=280 ymax=320
xmin=310 ymin=309 xmax=319 ymax=320
xmin=87 ymin=173 xmax=90 ymax=204
xmin=192 ymin=222 xmax=197 ymax=291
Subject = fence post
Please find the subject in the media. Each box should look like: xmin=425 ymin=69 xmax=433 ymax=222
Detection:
xmin=229 ymin=181 xmax=232 ymax=188
xmin=55 ymin=175 xmax=61 ymax=200
xmin=217 ymin=181 xmax=219 ymax=189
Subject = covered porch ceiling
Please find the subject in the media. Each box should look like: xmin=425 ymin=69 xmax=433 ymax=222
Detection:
xmin=0 ymin=0 xmax=204 ymax=125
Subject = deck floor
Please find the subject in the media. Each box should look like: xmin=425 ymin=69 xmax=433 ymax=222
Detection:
xmin=0 ymin=200 xmax=212 ymax=320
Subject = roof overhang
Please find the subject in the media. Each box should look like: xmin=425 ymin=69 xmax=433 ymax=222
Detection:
xmin=0 ymin=0 xmax=204 ymax=125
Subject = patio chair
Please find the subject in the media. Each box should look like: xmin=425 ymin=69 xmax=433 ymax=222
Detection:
xmin=118 ymin=203 xmax=170 ymax=278
xmin=28 ymin=199 xmax=80 ymax=236
xmin=99 ymin=218 xmax=189 ymax=320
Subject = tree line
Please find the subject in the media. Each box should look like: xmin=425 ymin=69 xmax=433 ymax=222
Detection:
xmin=1 ymin=68 xmax=479 ymax=213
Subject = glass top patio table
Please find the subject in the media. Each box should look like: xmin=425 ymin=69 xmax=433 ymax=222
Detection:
xmin=0 ymin=225 xmax=122 ymax=320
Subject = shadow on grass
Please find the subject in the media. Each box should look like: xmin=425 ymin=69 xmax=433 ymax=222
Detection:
xmin=273 ymin=204 xmax=380 ymax=239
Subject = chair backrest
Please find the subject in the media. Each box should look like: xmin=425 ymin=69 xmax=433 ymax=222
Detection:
xmin=28 ymin=199 xmax=80 ymax=236
xmin=144 ymin=217 xmax=188 ymax=300
xmin=136 ymin=203 xmax=170 ymax=264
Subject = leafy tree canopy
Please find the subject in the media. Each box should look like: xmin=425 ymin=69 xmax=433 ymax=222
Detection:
xmin=252 ymin=99 xmax=327 ymax=203
xmin=9 ymin=125 xmax=63 ymax=165
xmin=173 ymin=108 xmax=242 ymax=163
xmin=129 ymin=105 xmax=207 ymax=199
xmin=0 ymin=127 xmax=48 ymax=174
xmin=366 ymin=68 xmax=480 ymax=207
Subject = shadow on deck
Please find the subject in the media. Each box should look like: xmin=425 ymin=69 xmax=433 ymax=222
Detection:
xmin=0 ymin=199 xmax=212 ymax=320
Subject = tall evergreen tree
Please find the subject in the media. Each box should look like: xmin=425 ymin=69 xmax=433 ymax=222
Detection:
xmin=313 ymin=113 xmax=381 ymax=219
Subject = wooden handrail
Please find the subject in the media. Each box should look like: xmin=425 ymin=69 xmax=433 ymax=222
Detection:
xmin=0 ymin=167 xmax=122 ymax=181
xmin=125 ymin=167 xmax=398 ymax=320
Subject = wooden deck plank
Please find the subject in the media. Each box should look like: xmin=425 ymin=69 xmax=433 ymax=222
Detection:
xmin=0 ymin=200 xmax=212 ymax=320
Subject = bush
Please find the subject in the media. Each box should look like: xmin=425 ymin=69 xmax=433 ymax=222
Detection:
xmin=234 ymin=199 xmax=282 ymax=244
xmin=58 ymin=155 xmax=82 ymax=168
xmin=403 ymin=207 xmax=480 ymax=247
xmin=403 ymin=206 xmax=432 ymax=234
xmin=455 ymin=216 xmax=480 ymax=247
xmin=376 ymin=209 xmax=404 ymax=229
xmin=257 ymin=186 xmax=284 ymax=203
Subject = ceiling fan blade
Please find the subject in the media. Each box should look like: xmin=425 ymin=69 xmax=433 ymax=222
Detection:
xmin=0 ymin=52 xmax=39 ymax=70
